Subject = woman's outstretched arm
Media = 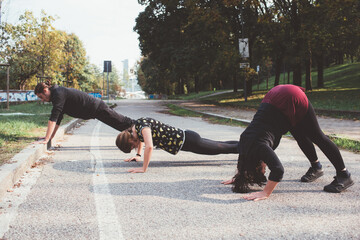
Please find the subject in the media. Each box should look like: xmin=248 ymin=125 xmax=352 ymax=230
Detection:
xmin=128 ymin=127 xmax=153 ymax=173
xmin=243 ymin=180 xmax=279 ymax=201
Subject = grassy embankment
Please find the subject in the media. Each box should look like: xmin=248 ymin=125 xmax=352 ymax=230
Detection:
xmin=167 ymin=62 xmax=360 ymax=153
xmin=0 ymin=102 xmax=72 ymax=165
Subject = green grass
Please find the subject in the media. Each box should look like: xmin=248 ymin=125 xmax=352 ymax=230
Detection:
xmin=205 ymin=116 xmax=249 ymax=128
xmin=0 ymin=102 xmax=72 ymax=165
xmin=254 ymin=62 xmax=360 ymax=90
xmin=200 ymin=62 xmax=360 ymax=115
xmin=168 ymin=90 xmax=229 ymax=100
xmin=166 ymin=104 xmax=203 ymax=117
xmin=199 ymin=62 xmax=360 ymax=119
xmin=328 ymin=135 xmax=360 ymax=153
xmin=200 ymin=88 xmax=360 ymax=119
xmin=201 ymin=62 xmax=360 ymax=116
xmin=306 ymin=88 xmax=360 ymax=111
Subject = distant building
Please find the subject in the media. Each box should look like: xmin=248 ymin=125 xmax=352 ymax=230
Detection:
xmin=122 ymin=59 xmax=128 ymax=78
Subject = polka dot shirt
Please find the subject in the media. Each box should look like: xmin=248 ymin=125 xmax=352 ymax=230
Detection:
xmin=135 ymin=117 xmax=185 ymax=155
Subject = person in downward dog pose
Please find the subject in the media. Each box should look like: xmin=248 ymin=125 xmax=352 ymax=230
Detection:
xmin=116 ymin=117 xmax=239 ymax=173
xmin=35 ymin=80 xmax=134 ymax=144
xmin=222 ymin=84 xmax=353 ymax=201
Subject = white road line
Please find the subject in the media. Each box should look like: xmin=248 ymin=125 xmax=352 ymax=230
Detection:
xmin=90 ymin=122 xmax=125 ymax=240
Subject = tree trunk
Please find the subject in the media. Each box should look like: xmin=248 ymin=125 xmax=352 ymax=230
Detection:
xmin=339 ymin=53 xmax=344 ymax=64
xmin=244 ymin=67 xmax=253 ymax=97
xmin=316 ymin=53 xmax=324 ymax=88
xmin=274 ymin=56 xmax=282 ymax=86
xmin=282 ymin=63 xmax=286 ymax=84
xmin=233 ymin=72 xmax=238 ymax=92
xmin=305 ymin=45 xmax=312 ymax=90
xmin=293 ymin=57 xmax=302 ymax=86
xmin=178 ymin=77 xmax=184 ymax=94
xmin=287 ymin=68 xmax=291 ymax=84
xmin=194 ymin=75 xmax=199 ymax=93
xmin=246 ymin=76 xmax=252 ymax=96
xmin=290 ymin=1 xmax=302 ymax=87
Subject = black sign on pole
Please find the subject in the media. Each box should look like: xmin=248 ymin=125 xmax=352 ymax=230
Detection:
xmin=104 ymin=61 xmax=112 ymax=72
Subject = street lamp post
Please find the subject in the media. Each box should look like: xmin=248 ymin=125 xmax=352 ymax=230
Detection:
xmin=239 ymin=2 xmax=249 ymax=102
xmin=103 ymin=61 xmax=112 ymax=103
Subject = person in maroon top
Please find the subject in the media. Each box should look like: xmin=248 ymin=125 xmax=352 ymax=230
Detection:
xmin=222 ymin=84 xmax=353 ymax=201
xmin=34 ymin=81 xmax=134 ymax=144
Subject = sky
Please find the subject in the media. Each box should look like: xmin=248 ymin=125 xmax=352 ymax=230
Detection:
xmin=1 ymin=0 xmax=145 ymax=72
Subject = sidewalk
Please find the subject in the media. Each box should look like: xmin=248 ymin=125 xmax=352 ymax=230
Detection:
xmin=176 ymin=101 xmax=360 ymax=142
xmin=0 ymin=119 xmax=83 ymax=201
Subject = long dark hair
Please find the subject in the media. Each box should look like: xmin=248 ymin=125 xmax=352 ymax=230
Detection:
xmin=232 ymin=155 xmax=267 ymax=193
xmin=34 ymin=80 xmax=52 ymax=94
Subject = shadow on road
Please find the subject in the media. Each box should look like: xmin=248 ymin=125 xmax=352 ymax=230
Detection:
xmin=52 ymin=159 xmax=238 ymax=175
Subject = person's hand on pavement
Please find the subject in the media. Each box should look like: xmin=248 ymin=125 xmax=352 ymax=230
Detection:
xmin=128 ymin=168 xmax=145 ymax=173
xmin=34 ymin=137 xmax=48 ymax=145
xmin=221 ymin=178 xmax=234 ymax=185
xmin=124 ymin=156 xmax=141 ymax=162
xmin=243 ymin=191 xmax=269 ymax=201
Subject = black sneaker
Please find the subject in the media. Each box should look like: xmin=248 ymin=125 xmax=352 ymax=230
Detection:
xmin=301 ymin=167 xmax=324 ymax=182
xmin=324 ymin=175 xmax=354 ymax=193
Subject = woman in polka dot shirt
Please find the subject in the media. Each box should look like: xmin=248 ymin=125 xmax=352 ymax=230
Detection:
xmin=116 ymin=117 xmax=239 ymax=173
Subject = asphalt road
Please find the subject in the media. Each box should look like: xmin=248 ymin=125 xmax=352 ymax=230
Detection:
xmin=1 ymin=99 xmax=359 ymax=240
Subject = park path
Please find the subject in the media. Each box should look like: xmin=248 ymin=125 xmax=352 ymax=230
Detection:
xmin=1 ymin=99 xmax=359 ymax=240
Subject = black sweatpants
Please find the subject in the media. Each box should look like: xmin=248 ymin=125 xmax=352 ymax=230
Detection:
xmin=290 ymin=103 xmax=346 ymax=171
xmin=181 ymin=130 xmax=238 ymax=155
xmin=94 ymin=102 xmax=134 ymax=131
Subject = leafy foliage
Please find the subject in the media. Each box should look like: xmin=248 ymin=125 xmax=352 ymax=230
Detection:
xmin=0 ymin=10 xmax=118 ymax=94
xmin=135 ymin=0 xmax=360 ymax=95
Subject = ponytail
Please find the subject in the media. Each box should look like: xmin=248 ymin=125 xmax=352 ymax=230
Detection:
xmin=45 ymin=79 xmax=52 ymax=87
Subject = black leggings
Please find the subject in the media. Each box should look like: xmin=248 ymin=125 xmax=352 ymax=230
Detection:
xmin=181 ymin=130 xmax=239 ymax=155
xmin=290 ymin=103 xmax=346 ymax=171
xmin=94 ymin=102 xmax=134 ymax=131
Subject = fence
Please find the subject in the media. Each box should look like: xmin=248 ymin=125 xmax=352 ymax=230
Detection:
xmin=0 ymin=90 xmax=38 ymax=103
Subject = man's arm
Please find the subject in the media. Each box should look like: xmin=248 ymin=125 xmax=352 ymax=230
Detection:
xmin=40 ymin=120 xmax=57 ymax=144
xmin=50 ymin=123 xmax=60 ymax=141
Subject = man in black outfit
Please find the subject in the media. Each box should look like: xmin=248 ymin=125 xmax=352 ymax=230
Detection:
xmin=35 ymin=81 xmax=134 ymax=144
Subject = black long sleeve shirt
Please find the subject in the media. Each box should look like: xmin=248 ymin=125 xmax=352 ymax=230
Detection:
xmin=239 ymin=103 xmax=291 ymax=182
xmin=49 ymin=85 xmax=101 ymax=125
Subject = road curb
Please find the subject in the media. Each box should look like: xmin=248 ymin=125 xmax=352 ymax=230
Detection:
xmin=0 ymin=118 xmax=83 ymax=201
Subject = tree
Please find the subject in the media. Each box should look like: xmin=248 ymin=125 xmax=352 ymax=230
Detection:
xmin=77 ymin=62 xmax=102 ymax=93
xmin=134 ymin=0 xmax=360 ymax=94
xmin=0 ymin=11 xmax=65 ymax=89
xmin=0 ymin=10 xmax=98 ymax=91
xmin=0 ymin=11 xmax=40 ymax=89
xmin=60 ymin=33 xmax=87 ymax=88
